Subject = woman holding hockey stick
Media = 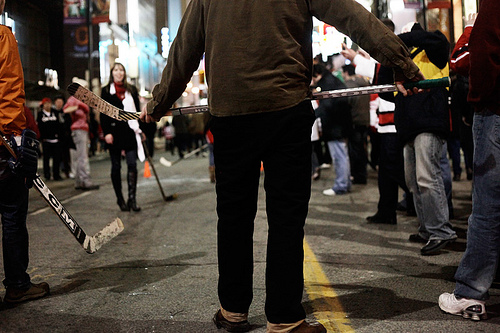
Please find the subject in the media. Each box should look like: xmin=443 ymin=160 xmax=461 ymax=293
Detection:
xmin=101 ymin=62 xmax=145 ymax=212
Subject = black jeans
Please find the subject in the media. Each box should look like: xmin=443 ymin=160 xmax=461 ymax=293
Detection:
xmin=42 ymin=141 xmax=61 ymax=180
xmin=0 ymin=148 xmax=31 ymax=289
xmin=377 ymin=133 xmax=410 ymax=218
xmin=210 ymin=101 xmax=315 ymax=324
xmin=348 ymin=125 xmax=368 ymax=183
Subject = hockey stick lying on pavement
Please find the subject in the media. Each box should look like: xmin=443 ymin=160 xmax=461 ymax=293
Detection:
xmin=67 ymin=77 xmax=450 ymax=120
xmin=0 ymin=132 xmax=124 ymax=254
xmin=142 ymin=141 xmax=178 ymax=201
xmin=159 ymin=143 xmax=209 ymax=167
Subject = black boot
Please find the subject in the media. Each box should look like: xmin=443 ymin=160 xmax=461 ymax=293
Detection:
xmin=112 ymin=172 xmax=129 ymax=211
xmin=127 ymin=171 xmax=141 ymax=212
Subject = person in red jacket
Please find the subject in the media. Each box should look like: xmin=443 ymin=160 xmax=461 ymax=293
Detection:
xmin=439 ymin=0 xmax=500 ymax=320
xmin=449 ymin=13 xmax=477 ymax=76
xmin=64 ymin=83 xmax=100 ymax=191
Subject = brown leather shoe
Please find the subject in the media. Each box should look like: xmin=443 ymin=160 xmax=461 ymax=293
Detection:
xmin=213 ymin=309 xmax=251 ymax=332
xmin=289 ymin=320 xmax=326 ymax=333
xmin=4 ymin=282 xmax=50 ymax=304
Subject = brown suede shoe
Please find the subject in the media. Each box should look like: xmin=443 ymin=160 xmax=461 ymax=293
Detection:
xmin=213 ymin=309 xmax=251 ymax=332
xmin=4 ymin=282 xmax=50 ymax=304
xmin=289 ymin=320 xmax=326 ymax=333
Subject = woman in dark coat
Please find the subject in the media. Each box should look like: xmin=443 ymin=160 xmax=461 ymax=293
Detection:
xmin=101 ymin=62 xmax=144 ymax=211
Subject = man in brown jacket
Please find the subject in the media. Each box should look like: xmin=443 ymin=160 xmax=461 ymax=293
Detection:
xmin=141 ymin=1 xmax=423 ymax=332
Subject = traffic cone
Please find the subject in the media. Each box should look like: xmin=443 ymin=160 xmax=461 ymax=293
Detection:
xmin=144 ymin=160 xmax=151 ymax=178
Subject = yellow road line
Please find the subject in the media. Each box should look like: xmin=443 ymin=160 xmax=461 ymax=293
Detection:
xmin=303 ymin=239 xmax=354 ymax=332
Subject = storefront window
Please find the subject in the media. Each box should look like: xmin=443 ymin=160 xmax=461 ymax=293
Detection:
xmin=426 ymin=7 xmax=451 ymax=41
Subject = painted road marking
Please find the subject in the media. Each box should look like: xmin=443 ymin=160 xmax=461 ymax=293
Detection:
xmin=29 ymin=191 xmax=91 ymax=216
xmin=304 ymin=239 xmax=354 ymax=332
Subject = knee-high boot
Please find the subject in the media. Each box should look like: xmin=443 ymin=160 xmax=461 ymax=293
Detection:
xmin=127 ymin=171 xmax=141 ymax=212
xmin=112 ymin=172 xmax=129 ymax=211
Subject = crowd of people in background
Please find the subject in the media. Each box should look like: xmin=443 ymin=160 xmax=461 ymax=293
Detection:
xmin=22 ymin=19 xmax=478 ymax=252
xmin=310 ymin=20 xmax=478 ymax=258
xmin=23 ymin=70 xmax=214 ymax=195
xmin=27 ymin=92 xmax=101 ymax=189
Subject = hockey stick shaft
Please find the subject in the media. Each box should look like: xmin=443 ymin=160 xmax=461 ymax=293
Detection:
xmin=142 ymin=141 xmax=177 ymax=202
xmin=68 ymin=77 xmax=450 ymax=120
xmin=313 ymin=77 xmax=450 ymax=100
xmin=0 ymin=133 xmax=123 ymax=253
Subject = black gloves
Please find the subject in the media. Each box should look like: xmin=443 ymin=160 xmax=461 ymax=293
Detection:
xmin=8 ymin=129 xmax=39 ymax=188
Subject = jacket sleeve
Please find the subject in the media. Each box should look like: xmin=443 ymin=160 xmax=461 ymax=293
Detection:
xmin=310 ymin=0 xmax=419 ymax=80
xmin=450 ymin=26 xmax=472 ymax=77
xmin=467 ymin=0 xmax=500 ymax=109
xmin=77 ymin=98 xmax=90 ymax=113
xmin=147 ymin=0 xmax=205 ymax=119
xmin=398 ymin=24 xmax=450 ymax=70
xmin=0 ymin=26 xmax=26 ymax=137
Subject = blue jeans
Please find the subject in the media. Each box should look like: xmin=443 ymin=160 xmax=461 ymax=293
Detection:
xmin=327 ymin=140 xmax=351 ymax=194
xmin=72 ymin=129 xmax=92 ymax=188
xmin=404 ymin=133 xmax=456 ymax=241
xmin=0 ymin=148 xmax=31 ymax=289
xmin=455 ymin=110 xmax=500 ymax=300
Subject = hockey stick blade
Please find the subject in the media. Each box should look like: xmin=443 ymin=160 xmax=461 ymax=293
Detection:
xmin=1 ymin=132 xmax=124 ymax=254
xmin=32 ymin=176 xmax=124 ymax=253
xmin=88 ymin=217 xmax=125 ymax=253
xmin=159 ymin=144 xmax=208 ymax=168
xmin=68 ymin=78 xmax=450 ymax=119
xmin=142 ymin=141 xmax=178 ymax=202
xmin=67 ymin=82 xmax=135 ymax=121
xmin=68 ymin=83 xmax=208 ymax=121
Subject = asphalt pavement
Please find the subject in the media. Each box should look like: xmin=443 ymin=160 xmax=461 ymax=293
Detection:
xmin=0 ymin=145 xmax=499 ymax=332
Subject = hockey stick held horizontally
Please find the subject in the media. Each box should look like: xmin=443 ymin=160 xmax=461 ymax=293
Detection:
xmin=0 ymin=132 xmax=124 ymax=254
xmin=67 ymin=82 xmax=209 ymax=121
xmin=67 ymin=77 xmax=450 ymax=120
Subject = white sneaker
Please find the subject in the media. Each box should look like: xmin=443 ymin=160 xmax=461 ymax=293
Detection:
xmin=319 ymin=163 xmax=331 ymax=169
xmin=438 ymin=292 xmax=487 ymax=321
xmin=322 ymin=189 xmax=336 ymax=196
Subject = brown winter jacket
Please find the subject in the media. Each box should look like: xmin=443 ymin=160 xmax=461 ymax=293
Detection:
xmin=147 ymin=0 xmax=420 ymax=118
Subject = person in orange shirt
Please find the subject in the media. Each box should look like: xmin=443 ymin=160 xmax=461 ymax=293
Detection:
xmin=0 ymin=0 xmax=50 ymax=303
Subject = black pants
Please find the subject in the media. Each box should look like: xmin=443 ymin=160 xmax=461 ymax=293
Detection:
xmin=42 ymin=141 xmax=61 ymax=180
xmin=377 ymin=133 xmax=410 ymax=218
xmin=210 ymin=102 xmax=314 ymax=324
xmin=349 ymin=125 xmax=368 ymax=183
xmin=109 ymin=147 xmax=137 ymax=179
xmin=0 ymin=148 xmax=31 ymax=289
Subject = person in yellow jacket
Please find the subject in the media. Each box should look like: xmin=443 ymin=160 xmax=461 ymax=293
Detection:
xmin=0 ymin=0 xmax=50 ymax=303
xmin=394 ymin=23 xmax=457 ymax=256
